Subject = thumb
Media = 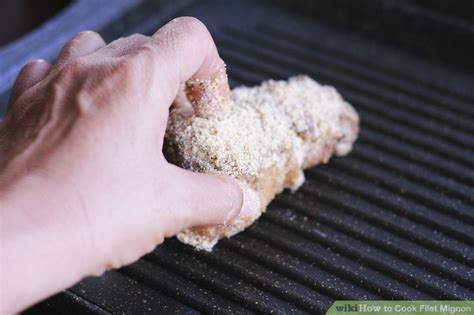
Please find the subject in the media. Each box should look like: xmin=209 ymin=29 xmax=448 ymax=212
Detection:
xmin=162 ymin=164 xmax=260 ymax=234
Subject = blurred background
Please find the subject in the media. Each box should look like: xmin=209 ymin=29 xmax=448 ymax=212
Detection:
xmin=0 ymin=0 xmax=70 ymax=46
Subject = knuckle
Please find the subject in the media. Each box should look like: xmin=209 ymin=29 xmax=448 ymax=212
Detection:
xmin=134 ymin=44 xmax=156 ymax=62
xmin=128 ymin=33 xmax=148 ymax=42
xmin=25 ymin=59 xmax=46 ymax=68
xmin=72 ymin=30 xmax=101 ymax=42
xmin=115 ymin=57 xmax=139 ymax=74
xmin=61 ymin=59 xmax=86 ymax=75
xmin=162 ymin=16 xmax=208 ymax=41
xmin=75 ymin=89 xmax=94 ymax=115
xmin=61 ymin=42 xmax=78 ymax=57
xmin=184 ymin=17 xmax=208 ymax=36
xmin=118 ymin=63 xmax=147 ymax=94
xmin=55 ymin=60 xmax=86 ymax=84
xmin=63 ymin=31 xmax=103 ymax=54
xmin=105 ymin=58 xmax=142 ymax=93
xmin=66 ymin=33 xmax=85 ymax=48
xmin=115 ymin=45 xmax=154 ymax=74
xmin=107 ymin=34 xmax=148 ymax=52
xmin=20 ymin=59 xmax=46 ymax=74
xmin=163 ymin=16 xmax=210 ymax=49
xmin=171 ymin=16 xmax=205 ymax=31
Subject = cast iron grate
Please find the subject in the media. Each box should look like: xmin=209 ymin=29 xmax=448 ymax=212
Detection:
xmin=16 ymin=0 xmax=474 ymax=314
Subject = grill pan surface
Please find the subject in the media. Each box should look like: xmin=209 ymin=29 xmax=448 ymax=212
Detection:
xmin=5 ymin=0 xmax=473 ymax=313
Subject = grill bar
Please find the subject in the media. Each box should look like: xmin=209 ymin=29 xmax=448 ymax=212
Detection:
xmin=240 ymin=226 xmax=430 ymax=300
xmin=223 ymin=57 xmax=474 ymax=188
xmin=358 ymin=128 xmax=474 ymax=187
xmin=255 ymin=24 xmax=474 ymax=105
xmin=228 ymin=67 xmax=474 ymax=243
xmin=70 ymin=270 xmax=193 ymax=314
xmin=220 ymin=239 xmax=380 ymax=301
xmin=277 ymin=192 xmax=473 ymax=287
xmin=222 ymin=28 xmax=474 ymax=133
xmin=119 ymin=260 xmax=249 ymax=314
xmin=307 ymin=167 xmax=473 ymax=243
xmin=145 ymin=245 xmax=311 ymax=314
xmin=299 ymin=182 xmax=471 ymax=262
xmin=332 ymin=156 xmax=474 ymax=223
xmin=22 ymin=0 xmax=474 ymax=313
xmin=264 ymin=208 xmax=472 ymax=299
xmin=216 ymin=39 xmax=474 ymax=170
xmin=175 ymin=242 xmax=333 ymax=312
xmin=351 ymin=146 xmax=474 ymax=205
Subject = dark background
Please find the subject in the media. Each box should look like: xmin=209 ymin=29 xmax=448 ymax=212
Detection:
xmin=0 ymin=0 xmax=70 ymax=46
xmin=1 ymin=0 xmax=473 ymax=73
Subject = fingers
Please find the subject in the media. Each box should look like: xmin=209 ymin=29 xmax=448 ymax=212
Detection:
xmin=55 ymin=31 xmax=106 ymax=67
xmin=9 ymin=31 xmax=105 ymax=109
xmin=162 ymin=164 xmax=245 ymax=233
xmin=150 ymin=17 xmax=231 ymax=117
xmin=151 ymin=17 xmax=222 ymax=82
xmin=7 ymin=59 xmax=52 ymax=113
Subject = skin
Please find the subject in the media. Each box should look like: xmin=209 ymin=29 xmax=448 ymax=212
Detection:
xmin=0 ymin=17 xmax=258 ymax=314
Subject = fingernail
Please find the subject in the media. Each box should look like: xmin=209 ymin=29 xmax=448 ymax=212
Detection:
xmin=224 ymin=180 xmax=261 ymax=224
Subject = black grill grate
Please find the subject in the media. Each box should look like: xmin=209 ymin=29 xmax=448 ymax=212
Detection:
xmin=16 ymin=0 xmax=474 ymax=314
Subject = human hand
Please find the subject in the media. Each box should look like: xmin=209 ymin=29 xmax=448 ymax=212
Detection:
xmin=0 ymin=17 xmax=257 ymax=314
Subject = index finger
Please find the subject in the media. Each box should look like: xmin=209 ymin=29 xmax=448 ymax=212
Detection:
xmin=151 ymin=17 xmax=231 ymax=118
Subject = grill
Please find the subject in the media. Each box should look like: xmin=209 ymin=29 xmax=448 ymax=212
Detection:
xmin=1 ymin=0 xmax=472 ymax=314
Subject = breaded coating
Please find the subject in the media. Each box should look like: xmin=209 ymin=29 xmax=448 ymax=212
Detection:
xmin=164 ymin=75 xmax=359 ymax=251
